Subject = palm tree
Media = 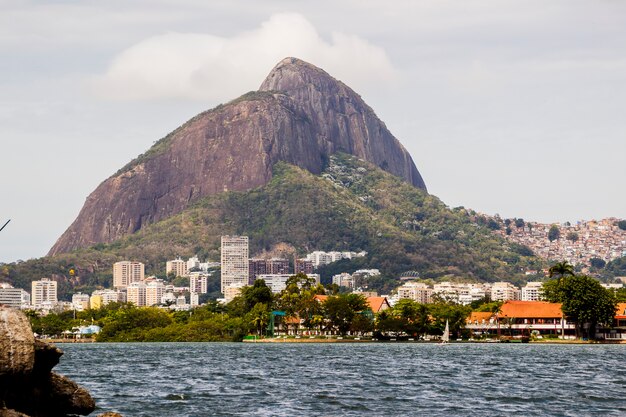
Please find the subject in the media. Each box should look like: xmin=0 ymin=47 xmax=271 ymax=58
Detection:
xmin=548 ymin=261 xmax=574 ymax=339
xmin=548 ymin=261 xmax=574 ymax=281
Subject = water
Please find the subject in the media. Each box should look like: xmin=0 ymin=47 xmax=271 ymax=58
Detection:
xmin=55 ymin=343 xmax=626 ymax=416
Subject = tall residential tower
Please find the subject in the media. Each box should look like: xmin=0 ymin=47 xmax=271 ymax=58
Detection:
xmin=220 ymin=235 xmax=249 ymax=295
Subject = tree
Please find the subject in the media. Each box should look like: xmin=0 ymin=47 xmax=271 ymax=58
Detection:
xmin=548 ymin=261 xmax=574 ymax=281
xmin=515 ymin=218 xmax=525 ymax=228
xmin=548 ymin=225 xmax=561 ymax=242
xmin=323 ymin=295 xmax=353 ymax=335
xmin=543 ymin=274 xmax=617 ymax=339
xmin=566 ymin=232 xmax=579 ymax=242
xmin=589 ymin=257 xmax=606 ymax=269
xmin=618 ymin=220 xmax=626 ymax=231
xmin=247 ymin=303 xmax=270 ymax=336
xmin=241 ymin=279 xmax=273 ymax=312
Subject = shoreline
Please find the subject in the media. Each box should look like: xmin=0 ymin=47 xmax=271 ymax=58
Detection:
xmin=242 ymin=337 xmax=625 ymax=344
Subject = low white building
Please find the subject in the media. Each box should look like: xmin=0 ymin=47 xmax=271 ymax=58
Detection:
xmin=0 ymin=283 xmax=30 ymax=309
xmin=71 ymin=293 xmax=90 ymax=311
xmin=332 ymin=273 xmax=354 ymax=289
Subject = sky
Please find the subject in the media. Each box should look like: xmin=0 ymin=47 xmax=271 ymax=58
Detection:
xmin=1 ymin=0 xmax=625 ymax=263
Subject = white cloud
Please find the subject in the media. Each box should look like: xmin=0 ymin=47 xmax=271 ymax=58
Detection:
xmin=90 ymin=12 xmax=396 ymax=101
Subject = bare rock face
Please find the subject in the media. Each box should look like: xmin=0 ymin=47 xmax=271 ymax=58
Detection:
xmin=49 ymin=57 xmax=426 ymax=255
xmin=260 ymin=58 xmax=426 ymax=189
xmin=0 ymin=307 xmax=35 ymax=375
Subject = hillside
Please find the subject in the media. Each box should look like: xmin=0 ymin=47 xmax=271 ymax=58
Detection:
xmin=49 ymin=57 xmax=425 ymax=255
xmin=3 ymin=154 xmax=540 ymax=299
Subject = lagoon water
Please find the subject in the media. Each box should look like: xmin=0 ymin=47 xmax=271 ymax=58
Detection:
xmin=56 ymin=343 xmax=625 ymax=416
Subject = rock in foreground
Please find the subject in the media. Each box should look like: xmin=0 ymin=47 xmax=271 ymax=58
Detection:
xmin=0 ymin=306 xmax=96 ymax=417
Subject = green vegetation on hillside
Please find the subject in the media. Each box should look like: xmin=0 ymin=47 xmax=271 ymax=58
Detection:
xmin=3 ymin=153 xmax=539 ymax=298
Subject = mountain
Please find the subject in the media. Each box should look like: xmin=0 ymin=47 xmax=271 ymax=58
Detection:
xmin=49 ymin=57 xmax=425 ymax=255
xmin=5 ymin=154 xmax=539 ymax=299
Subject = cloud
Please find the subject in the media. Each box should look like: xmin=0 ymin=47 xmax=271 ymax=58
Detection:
xmin=90 ymin=12 xmax=396 ymax=101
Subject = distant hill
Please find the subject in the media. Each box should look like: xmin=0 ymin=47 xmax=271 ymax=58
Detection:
xmin=49 ymin=57 xmax=425 ymax=255
xmin=3 ymin=154 xmax=540 ymax=299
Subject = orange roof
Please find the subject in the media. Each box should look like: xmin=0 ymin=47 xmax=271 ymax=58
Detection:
xmin=616 ymin=303 xmax=626 ymax=319
xmin=466 ymin=312 xmax=494 ymax=324
xmin=313 ymin=294 xmax=390 ymax=313
xmin=367 ymin=297 xmax=390 ymax=313
xmin=499 ymin=301 xmax=563 ymax=319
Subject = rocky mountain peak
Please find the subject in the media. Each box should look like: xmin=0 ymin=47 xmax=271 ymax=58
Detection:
xmin=49 ymin=58 xmax=426 ymax=255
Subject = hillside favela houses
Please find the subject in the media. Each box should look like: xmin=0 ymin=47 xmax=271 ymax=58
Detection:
xmin=1 ymin=233 xmax=625 ymax=341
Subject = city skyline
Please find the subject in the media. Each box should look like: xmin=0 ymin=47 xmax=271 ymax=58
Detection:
xmin=2 ymin=1 xmax=626 ymax=263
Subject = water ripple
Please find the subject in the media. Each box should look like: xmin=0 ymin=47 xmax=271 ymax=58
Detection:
xmin=55 ymin=343 xmax=626 ymax=416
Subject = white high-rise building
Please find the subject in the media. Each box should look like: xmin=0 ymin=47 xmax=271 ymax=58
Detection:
xmin=220 ymin=236 xmax=249 ymax=294
xmin=113 ymin=261 xmax=145 ymax=288
xmin=190 ymin=292 xmax=200 ymax=307
xmin=0 ymin=283 xmax=30 ymax=309
xmin=166 ymin=258 xmax=188 ymax=278
xmin=31 ymin=278 xmax=57 ymax=307
xmin=521 ymin=282 xmax=544 ymax=301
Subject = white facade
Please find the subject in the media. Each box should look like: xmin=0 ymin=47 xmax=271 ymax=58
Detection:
xmin=71 ymin=293 xmax=90 ymax=311
xmin=113 ymin=261 xmax=145 ymax=288
xmin=0 ymin=284 xmax=30 ymax=309
xmin=458 ymin=285 xmax=487 ymax=305
xmin=31 ymin=278 xmax=57 ymax=307
xmin=305 ymin=250 xmax=366 ymax=268
xmin=187 ymin=256 xmax=201 ymax=272
xmin=223 ymin=283 xmax=245 ymax=302
xmin=521 ymin=282 xmax=544 ymax=301
xmin=161 ymin=292 xmax=177 ymax=305
xmin=491 ymin=282 xmax=521 ymax=302
xmin=190 ymin=292 xmax=200 ymax=307
xmin=397 ymin=282 xmax=433 ymax=304
xmin=90 ymin=289 xmax=121 ymax=308
xmin=257 ymin=274 xmax=291 ymax=293
xmin=332 ymin=272 xmax=354 ymax=289
xmin=433 ymin=282 xmax=461 ymax=303
xmin=220 ymin=236 xmax=249 ymax=293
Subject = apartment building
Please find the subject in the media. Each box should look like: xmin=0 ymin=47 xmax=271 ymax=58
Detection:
xmin=220 ymin=236 xmax=249 ymax=293
xmin=113 ymin=261 xmax=145 ymax=289
xmin=491 ymin=282 xmax=521 ymax=302
xmin=521 ymin=282 xmax=544 ymax=301
xmin=166 ymin=258 xmax=188 ymax=278
xmin=397 ymin=282 xmax=433 ymax=304
xmin=31 ymin=278 xmax=57 ymax=307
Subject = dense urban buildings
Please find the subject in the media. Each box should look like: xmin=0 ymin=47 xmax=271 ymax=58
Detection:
xmin=113 ymin=261 xmax=145 ymax=288
xmin=220 ymin=235 xmax=249 ymax=294
xmin=498 ymin=217 xmax=626 ymax=266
